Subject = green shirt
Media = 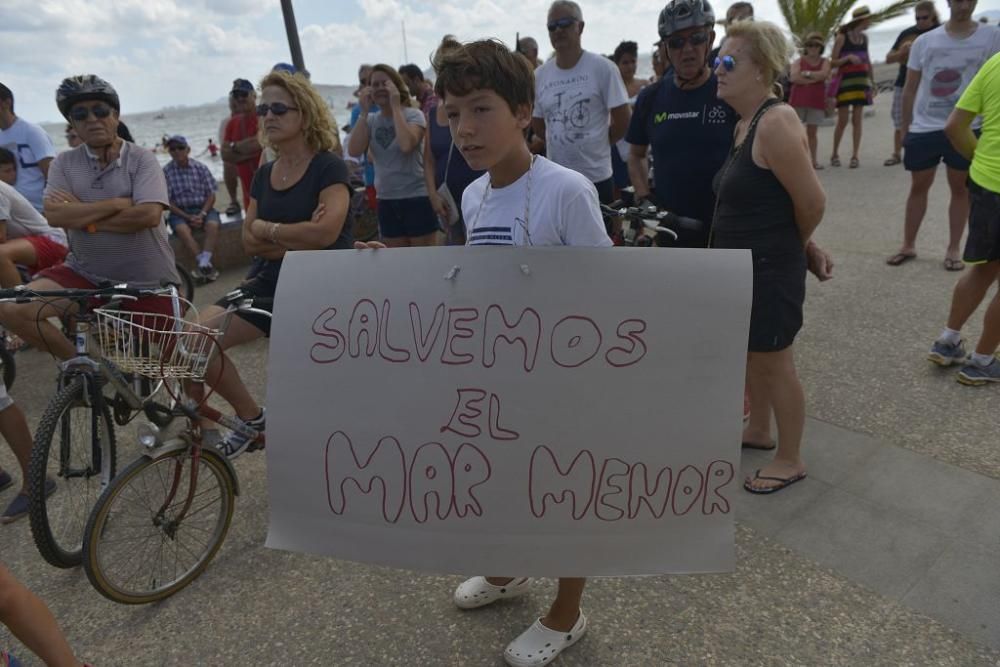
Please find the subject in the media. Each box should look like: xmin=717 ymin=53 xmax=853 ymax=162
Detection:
xmin=957 ymin=52 xmax=1000 ymax=193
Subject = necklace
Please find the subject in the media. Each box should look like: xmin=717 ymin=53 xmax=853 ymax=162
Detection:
xmin=470 ymin=155 xmax=536 ymax=245
xmin=276 ymin=152 xmax=314 ymax=182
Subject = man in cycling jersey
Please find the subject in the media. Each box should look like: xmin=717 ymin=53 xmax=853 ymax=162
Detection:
xmin=0 ymin=75 xmax=180 ymax=359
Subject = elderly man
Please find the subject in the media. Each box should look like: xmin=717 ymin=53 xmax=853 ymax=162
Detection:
xmin=0 ymin=75 xmax=180 ymax=360
xmin=164 ymin=135 xmax=221 ymax=282
xmin=0 ymin=83 xmax=55 ymax=213
xmin=532 ymin=0 xmax=631 ymax=209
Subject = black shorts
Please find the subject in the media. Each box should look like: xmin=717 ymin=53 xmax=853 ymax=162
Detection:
xmin=216 ymin=275 xmax=276 ymax=337
xmin=377 ymin=196 xmax=439 ymax=239
xmin=903 ymin=130 xmax=971 ymax=172
xmin=592 ymin=177 xmax=615 ymax=205
xmin=964 ymin=178 xmax=1000 ymax=265
xmin=747 ymin=249 xmax=807 ymax=353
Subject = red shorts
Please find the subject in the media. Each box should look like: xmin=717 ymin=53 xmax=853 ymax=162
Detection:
xmin=36 ymin=263 xmax=178 ymax=319
xmin=24 ymin=235 xmax=69 ymax=273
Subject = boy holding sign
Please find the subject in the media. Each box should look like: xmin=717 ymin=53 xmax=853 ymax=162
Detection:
xmin=356 ymin=38 xmax=610 ymax=667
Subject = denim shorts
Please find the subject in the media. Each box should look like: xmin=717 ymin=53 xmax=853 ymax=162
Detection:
xmin=376 ymin=196 xmax=439 ymax=239
xmin=167 ymin=206 xmax=222 ymax=232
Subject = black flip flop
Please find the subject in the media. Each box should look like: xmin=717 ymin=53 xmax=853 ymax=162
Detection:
xmin=744 ymin=469 xmax=807 ymax=494
xmin=741 ymin=440 xmax=777 ymax=451
xmin=886 ymin=252 xmax=916 ymax=266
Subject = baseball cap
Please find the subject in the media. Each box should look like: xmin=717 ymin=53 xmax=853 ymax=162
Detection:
xmin=231 ymin=78 xmax=254 ymax=94
xmin=167 ymin=135 xmax=188 ymax=148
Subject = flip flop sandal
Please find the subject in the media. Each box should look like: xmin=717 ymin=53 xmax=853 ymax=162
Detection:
xmin=886 ymin=252 xmax=917 ymax=266
xmin=849 ymin=157 xmax=860 ymax=168
xmin=504 ymin=612 xmax=587 ymax=667
xmin=830 ymin=156 xmax=841 ymax=167
xmin=944 ymin=258 xmax=965 ymax=271
xmin=744 ymin=469 xmax=807 ymax=495
xmin=453 ymin=576 xmax=531 ymax=609
xmin=742 ymin=440 xmax=777 ymax=451
xmin=884 ymin=155 xmax=901 ymax=166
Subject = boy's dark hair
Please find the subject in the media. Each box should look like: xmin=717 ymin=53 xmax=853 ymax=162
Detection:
xmin=399 ymin=64 xmax=425 ymax=82
xmin=433 ymin=39 xmax=534 ymax=113
xmin=0 ymin=147 xmax=15 ymax=168
xmin=0 ymin=83 xmax=12 ymax=110
xmin=612 ymin=41 xmax=639 ymax=63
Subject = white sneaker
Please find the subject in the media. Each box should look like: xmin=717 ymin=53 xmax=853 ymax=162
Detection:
xmin=453 ymin=576 xmax=531 ymax=610
xmin=504 ymin=612 xmax=587 ymax=667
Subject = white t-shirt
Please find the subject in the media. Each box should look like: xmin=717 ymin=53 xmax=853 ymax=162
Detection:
xmin=461 ymin=156 xmax=612 ymax=248
xmin=0 ymin=181 xmax=67 ymax=245
xmin=0 ymin=117 xmax=56 ymax=213
xmin=908 ymin=24 xmax=1000 ymax=133
xmin=534 ymin=50 xmax=629 ymax=183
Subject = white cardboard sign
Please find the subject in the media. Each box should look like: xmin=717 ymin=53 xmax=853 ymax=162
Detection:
xmin=265 ymin=247 xmax=751 ymax=576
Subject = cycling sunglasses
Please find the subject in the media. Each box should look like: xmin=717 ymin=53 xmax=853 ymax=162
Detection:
xmin=547 ymin=17 xmax=578 ymax=31
xmin=666 ymin=31 xmax=709 ymax=50
xmin=256 ymin=102 xmax=300 ymax=117
xmin=713 ymin=55 xmax=737 ymax=72
xmin=69 ymin=104 xmax=114 ymax=122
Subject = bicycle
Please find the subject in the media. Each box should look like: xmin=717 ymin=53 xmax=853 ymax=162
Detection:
xmin=601 ymin=201 xmax=704 ymax=248
xmin=0 ymin=284 xmax=185 ymax=569
xmin=82 ymin=288 xmax=271 ymax=604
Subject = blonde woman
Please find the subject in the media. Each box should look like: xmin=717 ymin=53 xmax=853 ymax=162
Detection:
xmin=348 ymin=64 xmax=439 ymax=247
xmin=712 ymin=20 xmax=826 ymax=493
xmin=198 ymin=70 xmax=354 ymax=458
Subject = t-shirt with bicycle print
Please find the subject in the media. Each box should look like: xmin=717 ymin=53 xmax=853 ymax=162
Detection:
xmin=461 ymin=156 xmax=611 ymax=248
xmin=533 ymin=50 xmax=629 ymax=183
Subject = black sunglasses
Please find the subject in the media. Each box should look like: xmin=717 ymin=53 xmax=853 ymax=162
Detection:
xmin=916 ymin=14 xmax=931 ymax=19
xmin=667 ymin=31 xmax=709 ymax=50
xmin=713 ymin=55 xmax=737 ymax=72
xmin=256 ymin=102 xmax=300 ymax=117
xmin=547 ymin=17 xmax=578 ymax=31
xmin=231 ymin=89 xmax=250 ymax=99
xmin=69 ymin=104 xmax=114 ymax=122
xmin=168 ymin=144 xmax=187 ymax=152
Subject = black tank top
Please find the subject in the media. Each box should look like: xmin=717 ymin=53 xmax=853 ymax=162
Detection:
xmin=711 ymin=99 xmax=802 ymax=255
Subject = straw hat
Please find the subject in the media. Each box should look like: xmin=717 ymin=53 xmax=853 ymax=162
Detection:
xmin=804 ymin=31 xmax=826 ymax=46
xmin=844 ymin=5 xmax=872 ymax=27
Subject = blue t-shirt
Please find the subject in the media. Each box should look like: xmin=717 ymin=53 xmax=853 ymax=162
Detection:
xmin=625 ymin=75 xmax=735 ymax=246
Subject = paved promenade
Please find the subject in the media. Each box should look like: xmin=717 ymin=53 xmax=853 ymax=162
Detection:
xmin=1 ymin=97 xmax=998 ymax=666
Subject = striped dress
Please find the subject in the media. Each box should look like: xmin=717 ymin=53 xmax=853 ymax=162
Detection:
xmin=836 ymin=31 xmax=872 ymax=107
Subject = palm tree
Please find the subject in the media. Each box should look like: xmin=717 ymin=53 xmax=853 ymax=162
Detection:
xmin=778 ymin=0 xmax=921 ymax=46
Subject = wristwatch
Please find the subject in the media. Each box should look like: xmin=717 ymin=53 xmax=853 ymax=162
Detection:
xmin=229 ymin=141 xmax=237 ymax=152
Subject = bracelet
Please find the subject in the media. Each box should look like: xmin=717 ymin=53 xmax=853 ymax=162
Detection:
xmin=269 ymin=222 xmax=279 ymax=244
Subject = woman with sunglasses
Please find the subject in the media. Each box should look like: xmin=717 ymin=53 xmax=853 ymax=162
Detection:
xmin=789 ymin=33 xmax=831 ymax=169
xmin=830 ymin=6 xmax=873 ymax=169
xmin=195 ymin=70 xmax=353 ymax=458
xmin=712 ymin=21 xmax=826 ymax=494
xmin=348 ymin=64 xmax=439 ymax=247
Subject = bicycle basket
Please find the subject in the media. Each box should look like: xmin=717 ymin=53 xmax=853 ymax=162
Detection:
xmin=94 ymin=309 xmax=222 ymax=380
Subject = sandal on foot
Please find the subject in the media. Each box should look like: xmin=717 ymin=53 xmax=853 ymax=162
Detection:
xmin=830 ymin=156 xmax=841 ymax=167
xmin=884 ymin=155 xmax=901 ymax=166
xmin=224 ymin=202 xmax=241 ymax=216
xmin=744 ymin=469 xmax=807 ymax=495
xmin=454 ymin=576 xmax=531 ymax=610
xmin=944 ymin=258 xmax=965 ymax=271
xmin=813 ymin=163 xmax=825 ymax=170
xmin=849 ymin=157 xmax=860 ymax=168
xmin=741 ymin=440 xmax=777 ymax=451
xmin=504 ymin=612 xmax=587 ymax=667
xmin=886 ymin=252 xmax=917 ymax=266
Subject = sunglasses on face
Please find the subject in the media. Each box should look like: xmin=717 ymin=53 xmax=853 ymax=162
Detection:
xmin=666 ymin=31 xmax=709 ymax=50
xmin=69 ymin=105 xmax=113 ymax=122
xmin=231 ymin=90 xmax=250 ymax=99
xmin=547 ymin=17 xmax=578 ymax=31
xmin=256 ymin=102 xmax=299 ymax=117
xmin=168 ymin=145 xmax=186 ymax=152
xmin=713 ymin=55 xmax=737 ymax=72
xmin=916 ymin=14 xmax=931 ymax=19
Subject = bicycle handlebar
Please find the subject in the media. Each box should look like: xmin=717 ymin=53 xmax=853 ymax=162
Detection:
xmin=0 ymin=284 xmax=174 ymax=304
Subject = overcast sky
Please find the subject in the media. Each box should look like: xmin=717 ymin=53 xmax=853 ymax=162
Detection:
xmin=4 ymin=0 xmax=999 ymax=123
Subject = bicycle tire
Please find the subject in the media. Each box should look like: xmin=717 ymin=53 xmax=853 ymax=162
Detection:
xmin=28 ymin=376 xmax=117 ymax=568
xmin=0 ymin=344 xmax=15 ymax=390
xmin=83 ymin=447 xmax=236 ymax=604
xmin=175 ymin=262 xmax=195 ymax=303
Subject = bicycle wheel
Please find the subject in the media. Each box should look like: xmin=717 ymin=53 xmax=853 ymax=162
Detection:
xmin=28 ymin=376 xmax=116 ymax=568
xmin=175 ymin=262 xmax=195 ymax=303
xmin=0 ymin=343 xmax=15 ymax=390
xmin=83 ymin=447 xmax=236 ymax=604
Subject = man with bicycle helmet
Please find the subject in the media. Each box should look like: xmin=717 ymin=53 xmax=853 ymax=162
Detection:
xmin=0 ymin=75 xmax=180 ymax=360
xmin=625 ymin=0 xmax=734 ymax=248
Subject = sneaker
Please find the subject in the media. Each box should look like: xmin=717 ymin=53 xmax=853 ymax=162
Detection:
xmin=199 ymin=263 xmax=219 ymax=283
xmin=0 ymin=478 xmax=55 ymax=524
xmin=957 ymin=358 xmax=1000 ymax=386
xmin=928 ymin=338 xmax=968 ymax=367
xmin=218 ymin=409 xmax=265 ymax=459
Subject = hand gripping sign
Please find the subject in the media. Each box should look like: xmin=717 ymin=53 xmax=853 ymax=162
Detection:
xmin=265 ymin=247 xmax=751 ymax=576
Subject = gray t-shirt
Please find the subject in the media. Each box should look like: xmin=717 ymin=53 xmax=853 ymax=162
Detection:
xmin=45 ymin=142 xmax=179 ymax=288
xmin=0 ymin=181 xmax=67 ymax=245
xmin=367 ymin=107 xmax=428 ymax=199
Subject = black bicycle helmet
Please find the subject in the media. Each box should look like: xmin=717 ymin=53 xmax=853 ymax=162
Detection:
xmin=56 ymin=75 xmax=120 ymax=120
xmin=658 ymin=0 xmax=716 ymax=39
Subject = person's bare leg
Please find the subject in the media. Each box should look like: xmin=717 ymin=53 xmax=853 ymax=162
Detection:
xmin=831 ymin=106 xmax=848 ymax=160
xmin=946 ymin=263 xmax=1000 ymax=331
xmin=409 ymin=232 xmax=441 ymax=247
xmin=174 ymin=223 xmax=202 ymax=258
xmin=893 ymin=128 xmax=903 ymax=160
xmin=204 ymin=220 xmax=220 ymax=255
xmin=898 ymin=168 xmax=937 ymax=256
xmin=742 ymin=358 xmax=772 ymax=446
xmin=0 ymin=563 xmax=83 ymax=667
xmin=745 ymin=348 xmax=807 ymax=491
xmin=223 ymin=161 xmax=238 ymax=205
xmin=806 ymin=124 xmax=819 ymax=166
xmin=945 ymin=166 xmax=971 ymax=262
xmin=541 ymin=578 xmax=586 ymax=632
xmin=974 ymin=277 xmax=1000 ymax=356
xmin=0 ymin=278 xmax=77 ymax=359
xmin=197 ymin=307 xmax=265 ymax=423
xmin=0 ymin=240 xmax=38 ymax=287
xmin=0 ymin=403 xmax=32 ymax=495
xmin=851 ymin=106 xmax=864 ymax=161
